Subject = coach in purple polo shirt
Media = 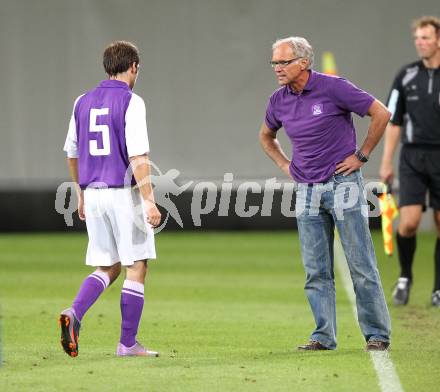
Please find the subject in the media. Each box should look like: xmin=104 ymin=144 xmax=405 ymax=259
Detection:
xmin=260 ymin=37 xmax=391 ymax=351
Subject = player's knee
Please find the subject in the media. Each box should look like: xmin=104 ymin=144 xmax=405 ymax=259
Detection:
xmin=399 ymin=221 xmax=419 ymax=237
xmin=109 ymin=263 xmax=122 ymax=282
xmin=434 ymin=221 xmax=440 ymax=237
xmin=126 ymin=260 xmax=147 ymax=283
xmin=433 ymin=213 xmax=440 ymax=231
xmin=97 ymin=263 xmax=121 ymax=284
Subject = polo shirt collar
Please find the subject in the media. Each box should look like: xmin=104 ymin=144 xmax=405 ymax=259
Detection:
xmin=287 ymin=70 xmax=317 ymax=94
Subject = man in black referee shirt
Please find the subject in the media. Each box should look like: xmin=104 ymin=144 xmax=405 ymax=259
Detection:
xmin=380 ymin=16 xmax=440 ymax=307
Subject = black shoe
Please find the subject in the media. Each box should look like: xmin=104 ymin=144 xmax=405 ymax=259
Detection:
xmin=392 ymin=277 xmax=411 ymax=305
xmin=432 ymin=290 xmax=440 ymax=307
xmin=59 ymin=308 xmax=81 ymax=357
xmin=297 ymin=340 xmax=330 ymax=351
xmin=366 ymin=340 xmax=390 ymax=352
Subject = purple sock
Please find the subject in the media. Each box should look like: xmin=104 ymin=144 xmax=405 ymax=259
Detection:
xmin=72 ymin=271 xmax=110 ymax=321
xmin=120 ymin=280 xmax=144 ymax=347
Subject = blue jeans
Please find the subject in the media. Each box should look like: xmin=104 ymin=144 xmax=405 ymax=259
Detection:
xmin=295 ymin=170 xmax=391 ymax=349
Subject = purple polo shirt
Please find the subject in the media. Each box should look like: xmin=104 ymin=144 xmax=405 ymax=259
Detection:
xmin=265 ymin=71 xmax=374 ymax=183
xmin=74 ymin=80 xmax=133 ymax=188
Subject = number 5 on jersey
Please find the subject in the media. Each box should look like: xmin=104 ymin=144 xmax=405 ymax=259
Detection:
xmin=89 ymin=108 xmax=110 ymax=156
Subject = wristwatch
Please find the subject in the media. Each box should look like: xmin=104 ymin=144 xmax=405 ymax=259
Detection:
xmin=355 ymin=150 xmax=369 ymax=163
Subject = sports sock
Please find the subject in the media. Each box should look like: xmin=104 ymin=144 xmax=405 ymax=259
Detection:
xmin=72 ymin=271 xmax=110 ymax=321
xmin=434 ymin=238 xmax=440 ymax=291
xmin=120 ymin=280 xmax=144 ymax=347
xmin=396 ymin=232 xmax=416 ymax=282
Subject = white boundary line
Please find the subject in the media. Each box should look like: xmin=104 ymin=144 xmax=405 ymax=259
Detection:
xmin=334 ymin=239 xmax=404 ymax=392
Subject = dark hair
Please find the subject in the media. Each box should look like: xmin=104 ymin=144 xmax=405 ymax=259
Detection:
xmin=412 ymin=16 xmax=440 ymax=37
xmin=103 ymin=41 xmax=140 ymax=76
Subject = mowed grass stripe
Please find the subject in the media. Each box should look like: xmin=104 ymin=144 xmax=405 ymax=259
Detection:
xmin=334 ymin=240 xmax=404 ymax=392
xmin=0 ymin=232 xmax=439 ymax=391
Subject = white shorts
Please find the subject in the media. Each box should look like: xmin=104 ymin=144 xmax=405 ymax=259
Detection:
xmin=83 ymin=187 xmax=156 ymax=266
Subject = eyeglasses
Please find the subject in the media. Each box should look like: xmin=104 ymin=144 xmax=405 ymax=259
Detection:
xmin=270 ymin=57 xmax=302 ymax=68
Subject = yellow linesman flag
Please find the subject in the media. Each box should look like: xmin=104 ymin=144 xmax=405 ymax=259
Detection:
xmin=322 ymin=51 xmax=337 ymax=75
xmin=378 ymin=184 xmax=399 ymax=256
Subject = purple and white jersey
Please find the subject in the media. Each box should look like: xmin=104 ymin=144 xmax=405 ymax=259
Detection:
xmin=64 ymin=80 xmax=150 ymax=189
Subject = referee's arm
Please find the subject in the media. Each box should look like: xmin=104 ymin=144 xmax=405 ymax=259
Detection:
xmin=380 ymin=68 xmax=404 ymax=184
xmin=380 ymin=123 xmax=401 ymax=183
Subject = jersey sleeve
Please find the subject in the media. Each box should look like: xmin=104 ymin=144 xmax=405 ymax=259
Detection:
xmin=328 ymin=77 xmax=375 ymax=117
xmin=386 ymin=69 xmax=405 ymax=126
xmin=63 ymin=95 xmax=83 ymax=158
xmin=264 ymin=93 xmax=282 ymax=131
xmin=125 ymin=93 xmax=150 ymax=157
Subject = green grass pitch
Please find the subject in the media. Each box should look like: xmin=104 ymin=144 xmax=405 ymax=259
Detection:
xmin=0 ymin=231 xmax=439 ymax=391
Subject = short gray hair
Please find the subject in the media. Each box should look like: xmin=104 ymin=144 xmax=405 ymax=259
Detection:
xmin=272 ymin=37 xmax=314 ymax=69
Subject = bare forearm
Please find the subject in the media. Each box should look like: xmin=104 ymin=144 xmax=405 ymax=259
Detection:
xmin=379 ymin=123 xmax=400 ymax=183
xmin=67 ymin=157 xmax=85 ymax=220
xmin=381 ymin=124 xmax=401 ymax=163
xmin=259 ymin=124 xmax=290 ymax=170
xmin=130 ymin=154 xmax=155 ymax=202
xmin=261 ymin=137 xmax=290 ymax=168
xmin=359 ymin=100 xmax=391 ymax=156
xmin=67 ymin=158 xmax=82 ymax=196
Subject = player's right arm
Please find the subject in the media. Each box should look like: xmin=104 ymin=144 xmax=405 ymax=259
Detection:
xmin=380 ymin=68 xmax=405 ymax=184
xmin=379 ymin=123 xmax=401 ymax=183
xmin=64 ymin=95 xmax=85 ymax=220
xmin=67 ymin=158 xmax=85 ymax=221
xmin=259 ymin=122 xmax=291 ymax=178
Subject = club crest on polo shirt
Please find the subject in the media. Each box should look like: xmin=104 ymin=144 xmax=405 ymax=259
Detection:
xmin=312 ymin=104 xmax=323 ymax=115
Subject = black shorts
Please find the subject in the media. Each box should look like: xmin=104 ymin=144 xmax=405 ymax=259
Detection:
xmin=399 ymin=145 xmax=440 ymax=210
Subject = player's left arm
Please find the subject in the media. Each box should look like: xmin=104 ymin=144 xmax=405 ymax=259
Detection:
xmin=335 ymin=99 xmax=391 ymax=175
xmin=64 ymin=96 xmax=85 ymax=220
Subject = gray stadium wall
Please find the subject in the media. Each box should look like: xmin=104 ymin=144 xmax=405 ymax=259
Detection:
xmin=0 ymin=0 xmax=436 ymax=231
xmin=0 ymin=186 xmax=382 ymax=232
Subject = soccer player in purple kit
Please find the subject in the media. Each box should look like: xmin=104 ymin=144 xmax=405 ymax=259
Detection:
xmin=260 ymin=37 xmax=392 ymax=351
xmin=60 ymin=41 xmax=161 ymax=358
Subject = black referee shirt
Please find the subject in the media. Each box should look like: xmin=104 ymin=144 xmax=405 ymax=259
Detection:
xmin=387 ymin=60 xmax=440 ymax=145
